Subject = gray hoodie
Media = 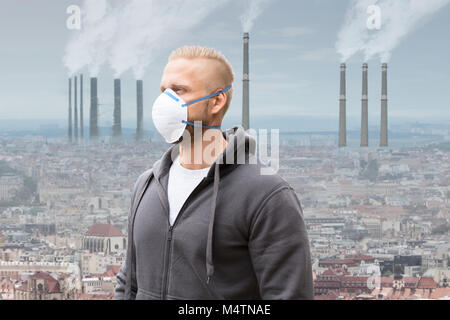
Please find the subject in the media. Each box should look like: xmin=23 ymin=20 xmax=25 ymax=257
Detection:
xmin=114 ymin=126 xmax=313 ymax=300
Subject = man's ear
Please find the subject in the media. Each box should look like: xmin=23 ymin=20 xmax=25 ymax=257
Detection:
xmin=210 ymin=93 xmax=227 ymax=116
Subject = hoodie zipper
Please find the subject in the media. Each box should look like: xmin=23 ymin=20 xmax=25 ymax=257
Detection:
xmin=161 ymin=225 xmax=173 ymax=300
xmin=160 ymin=176 xmax=213 ymax=300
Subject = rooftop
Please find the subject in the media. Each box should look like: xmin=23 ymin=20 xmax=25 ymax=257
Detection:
xmin=85 ymin=224 xmax=123 ymax=237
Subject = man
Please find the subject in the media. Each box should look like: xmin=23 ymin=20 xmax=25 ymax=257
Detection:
xmin=114 ymin=46 xmax=313 ymax=300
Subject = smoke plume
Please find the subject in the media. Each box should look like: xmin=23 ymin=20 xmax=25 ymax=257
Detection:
xmin=109 ymin=0 xmax=230 ymax=79
xmin=336 ymin=0 xmax=450 ymax=62
xmin=64 ymin=0 xmax=230 ymax=79
xmin=241 ymin=0 xmax=272 ymax=32
xmin=63 ymin=0 xmax=118 ymax=76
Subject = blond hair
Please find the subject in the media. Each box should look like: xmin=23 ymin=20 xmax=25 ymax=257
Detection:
xmin=168 ymin=45 xmax=234 ymax=114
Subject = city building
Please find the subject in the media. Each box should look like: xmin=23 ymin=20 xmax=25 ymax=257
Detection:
xmin=82 ymin=223 xmax=126 ymax=255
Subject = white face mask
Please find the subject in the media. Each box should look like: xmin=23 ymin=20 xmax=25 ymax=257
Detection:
xmin=151 ymin=86 xmax=232 ymax=144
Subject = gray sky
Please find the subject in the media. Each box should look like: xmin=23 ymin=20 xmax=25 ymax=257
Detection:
xmin=0 ymin=0 xmax=449 ymax=131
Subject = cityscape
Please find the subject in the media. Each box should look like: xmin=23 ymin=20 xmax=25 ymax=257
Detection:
xmin=1 ymin=0 xmax=450 ymax=302
xmin=0 ymin=123 xmax=449 ymax=300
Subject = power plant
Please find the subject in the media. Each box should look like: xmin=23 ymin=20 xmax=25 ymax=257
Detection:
xmin=80 ymin=74 xmax=84 ymax=140
xmin=68 ymin=75 xmax=146 ymax=144
xmin=338 ymin=63 xmax=347 ymax=147
xmin=68 ymin=78 xmax=72 ymax=143
xmin=67 ymin=74 xmax=87 ymax=143
xmin=89 ymin=77 xmax=98 ymax=140
xmin=136 ymin=80 xmax=144 ymax=141
xmin=74 ymin=75 xmax=78 ymax=143
xmin=380 ymin=63 xmax=388 ymax=147
xmin=338 ymin=62 xmax=389 ymax=148
xmin=65 ymin=36 xmax=389 ymax=149
xmin=242 ymin=32 xmax=250 ymax=131
xmin=361 ymin=63 xmax=369 ymax=147
xmin=65 ymin=33 xmax=251 ymax=143
xmin=113 ymin=79 xmax=122 ymax=141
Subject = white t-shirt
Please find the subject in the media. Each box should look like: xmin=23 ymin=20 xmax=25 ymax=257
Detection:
xmin=167 ymin=155 xmax=211 ymax=226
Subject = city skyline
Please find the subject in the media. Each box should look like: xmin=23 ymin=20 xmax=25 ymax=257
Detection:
xmin=0 ymin=0 xmax=449 ymax=302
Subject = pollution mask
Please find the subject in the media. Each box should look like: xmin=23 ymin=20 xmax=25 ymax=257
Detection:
xmin=151 ymin=86 xmax=232 ymax=144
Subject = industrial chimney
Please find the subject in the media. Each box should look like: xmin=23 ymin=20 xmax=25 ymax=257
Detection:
xmin=68 ymin=78 xmax=72 ymax=143
xmin=74 ymin=75 xmax=78 ymax=143
xmin=80 ymin=74 xmax=84 ymax=142
xmin=90 ymin=77 xmax=99 ymax=141
xmin=242 ymin=32 xmax=250 ymax=131
xmin=380 ymin=63 xmax=388 ymax=147
xmin=361 ymin=63 xmax=369 ymax=147
xmin=136 ymin=80 xmax=144 ymax=142
xmin=339 ymin=63 xmax=347 ymax=147
xmin=113 ymin=79 xmax=122 ymax=141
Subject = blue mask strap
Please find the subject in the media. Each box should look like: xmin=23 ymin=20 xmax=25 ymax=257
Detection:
xmin=181 ymin=120 xmax=221 ymax=129
xmin=164 ymin=90 xmax=180 ymax=102
xmin=182 ymin=86 xmax=232 ymax=107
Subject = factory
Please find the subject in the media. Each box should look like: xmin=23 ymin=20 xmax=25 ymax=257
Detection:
xmin=66 ymin=31 xmax=390 ymax=149
xmin=67 ymin=32 xmax=251 ymax=145
xmin=338 ymin=62 xmax=389 ymax=148
xmin=67 ymin=76 xmax=145 ymax=144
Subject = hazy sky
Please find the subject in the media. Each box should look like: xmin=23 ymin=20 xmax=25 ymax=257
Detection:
xmin=0 ymin=0 xmax=449 ymax=131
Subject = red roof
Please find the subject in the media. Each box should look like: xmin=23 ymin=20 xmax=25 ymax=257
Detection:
xmin=335 ymin=268 xmax=350 ymax=275
xmin=85 ymin=224 xmax=123 ymax=237
xmin=402 ymin=277 xmax=419 ymax=288
xmin=78 ymin=293 xmax=114 ymax=300
xmin=417 ymin=277 xmax=438 ymax=289
xmin=430 ymin=288 xmax=450 ymax=299
xmin=322 ymin=268 xmax=336 ymax=276
xmin=321 ymin=259 xmax=356 ymax=265
xmin=315 ymin=291 xmax=339 ymax=300
xmin=30 ymin=271 xmax=61 ymax=293
xmin=338 ymin=276 xmax=370 ymax=282
xmin=345 ymin=255 xmax=375 ymax=262
xmin=101 ymin=265 xmax=121 ymax=277
xmin=380 ymin=276 xmax=393 ymax=284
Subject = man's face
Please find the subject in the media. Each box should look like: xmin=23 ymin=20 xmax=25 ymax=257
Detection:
xmin=160 ymin=58 xmax=221 ymax=135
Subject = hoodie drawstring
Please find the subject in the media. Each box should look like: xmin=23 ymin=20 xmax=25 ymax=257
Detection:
xmin=206 ymin=162 xmax=220 ymax=284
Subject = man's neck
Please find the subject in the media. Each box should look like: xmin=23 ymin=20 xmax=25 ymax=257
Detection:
xmin=179 ymin=130 xmax=227 ymax=170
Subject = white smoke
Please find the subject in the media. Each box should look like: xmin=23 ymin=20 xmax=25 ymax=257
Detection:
xmin=109 ymin=0 xmax=230 ymax=79
xmin=336 ymin=0 xmax=450 ymax=62
xmin=241 ymin=0 xmax=272 ymax=32
xmin=336 ymin=0 xmax=373 ymax=63
xmin=64 ymin=0 xmax=230 ymax=79
xmin=63 ymin=0 xmax=118 ymax=77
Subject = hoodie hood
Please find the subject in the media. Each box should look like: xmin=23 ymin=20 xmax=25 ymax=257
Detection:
xmin=151 ymin=125 xmax=256 ymax=286
xmin=151 ymin=125 xmax=256 ymax=181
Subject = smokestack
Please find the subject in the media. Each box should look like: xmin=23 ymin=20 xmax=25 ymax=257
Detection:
xmin=80 ymin=74 xmax=84 ymax=141
xmin=339 ymin=63 xmax=347 ymax=147
xmin=113 ymin=79 xmax=122 ymax=140
xmin=136 ymin=80 xmax=144 ymax=142
xmin=90 ymin=77 xmax=98 ymax=141
xmin=68 ymin=78 xmax=72 ymax=143
xmin=380 ymin=63 xmax=388 ymax=147
xmin=74 ymin=76 xmax=78 ymax=143
xmin=242 ymin=32 xmax=250 ymax=131
xmin=361 ymin=63 xmax=369 ymax=147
